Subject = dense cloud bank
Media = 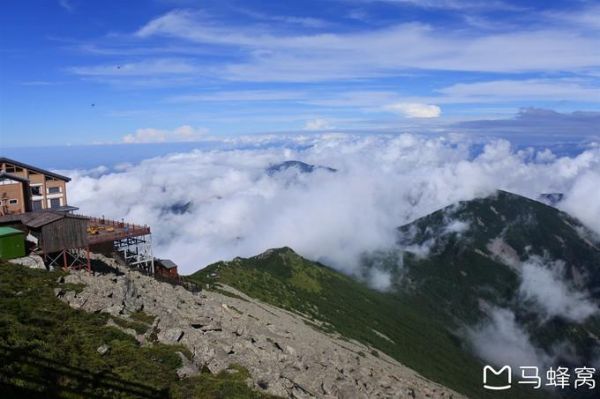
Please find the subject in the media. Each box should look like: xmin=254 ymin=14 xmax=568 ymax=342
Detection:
xmin=67 ymin=133 xmax=600 ymax=274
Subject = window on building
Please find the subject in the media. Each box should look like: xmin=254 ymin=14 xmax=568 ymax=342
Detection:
xmin=32 ymin=200 xmax=42 ymax=210
xmin=48 ymin=186 xmax=61 ymax=194
xmin=8 ymin=199 xmax=18 ymax=205
xmin=50 ymin=198 xmax=61 ymax=208
xmin=31 ymin=186 xmax=42 ymax=196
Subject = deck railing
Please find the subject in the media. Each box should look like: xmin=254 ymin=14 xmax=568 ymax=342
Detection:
xmin=78 ymin=215 xmax=151 ymax=244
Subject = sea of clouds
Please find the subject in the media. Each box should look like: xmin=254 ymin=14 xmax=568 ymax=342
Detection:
xmin=66 ymin=133 xmax=600 ymax=275
xmin=64 ymin=132 xmax=600 ymax=372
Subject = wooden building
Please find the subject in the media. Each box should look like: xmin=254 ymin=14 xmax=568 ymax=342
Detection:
xmin=0 ymin=211 xmax=90 ymax=269
xmin=23 ymin=212 xmax=89 ymax=254
xmin=155 ymin=259 xmax=178 ymax=278
xmin=0 ymin=157 xmax=71 ymax=215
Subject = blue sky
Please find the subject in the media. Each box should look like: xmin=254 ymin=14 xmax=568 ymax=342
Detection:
xmin=1 ymin=0 xmax=599 ymax=147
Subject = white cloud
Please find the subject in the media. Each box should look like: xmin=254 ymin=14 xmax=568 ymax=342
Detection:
xmin=168 ymin=90 xmax=306 ymax=103
xmin=70 ymin=59 xmax=200 ymax=77
xmin=368 ymin=269 xmax=393 ymax=291
xmin=66 ymin=134 xmax=600 ymax=275
xmin=437 ymin=79 xmax=600 ymax=103
xmin=519 ymin=256 xmax=597 ymax=323
xmin=544 ymin=5 xmax=600 ymax=31
xmin=385 ymin=102 xmax=441 ymax=118
xmin=59 ymin=0 xmax=74 ymax=12
xmin=234 ymin=8 xmax=330 ymax=28
xmin=444 ymin=220 xmax=469 ymax=234
xmin=319 ymin=79 xmax=599 ymax=112
xmin=258 ymin=80 xmax=600 ymax=112
xmin=304 ymin=118 xmax=333 ymax=131
xmin=122 ymin=125 xmax=208 ymax=143
xmin=561 ymin=172 xmax=600 ymax=238
xmin=130 ymin=9 xmax=600 ymax=82
xmin=357 ymin=0 xmax=521 ymax=11
xmin=467 ymin=307 xmax=550 ymax=369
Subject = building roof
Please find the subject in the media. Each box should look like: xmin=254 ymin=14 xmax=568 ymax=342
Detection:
xmin=0 ymin=226 xmax=24 ymax=237
xmin=21 ymin=212 xmax=66 ymax=228
xmin=0 ymin=210 xmax=88 ymax=229
xmin=49 ymin=205 xmax=80 ymax=213
xmin=0 ymin=214 xmax=23 ymax=225
xmin=0 ymin=157 xmax=71 ymax=182
xmin=0 ymin=171 xmax=29 ymax=183
xmin=158 ymin=259 xmax=178 ymax=269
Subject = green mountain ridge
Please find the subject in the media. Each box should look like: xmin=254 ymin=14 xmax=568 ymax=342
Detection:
xmin=190 ymin=250 xmax=539 ymax=398
xmin=386 ymin=190 xmax=600 ymax=398
xmin=388 ymin=190 xmax=600 ymax=349
xmin=191 ymin=190 xmax=600 ymax=399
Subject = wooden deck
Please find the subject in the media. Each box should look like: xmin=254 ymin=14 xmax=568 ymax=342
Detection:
xmin=85 ymin=216 xmax=151 ymax=245
xmin=0 ymin=210 xmax=151 ymax=250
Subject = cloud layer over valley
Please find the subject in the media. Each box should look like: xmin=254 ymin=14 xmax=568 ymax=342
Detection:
xmin=66 ymin=133 xmax=600 ymax=275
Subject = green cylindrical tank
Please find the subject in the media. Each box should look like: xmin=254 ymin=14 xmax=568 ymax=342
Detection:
xmin=0 ymin=227 xmax=26 ymax=259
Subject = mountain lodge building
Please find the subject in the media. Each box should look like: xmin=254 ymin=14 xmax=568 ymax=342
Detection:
xmin=0 ymin=157 xmax=162 ymax=276
xmin=0 ymin=157 xmax=71 ymax=215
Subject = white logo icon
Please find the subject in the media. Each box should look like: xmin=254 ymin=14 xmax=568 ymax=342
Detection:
xmin=483 ymin=365 xmax=512 ymax=390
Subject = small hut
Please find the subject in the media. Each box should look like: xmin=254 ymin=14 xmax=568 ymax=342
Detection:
xmin=155 ymin=259 xmax=178 ymax=278
xmin=0 ymin=211 xmax=89 ymax=269
xmin=0 ymin=226 xmax=26 ymax=259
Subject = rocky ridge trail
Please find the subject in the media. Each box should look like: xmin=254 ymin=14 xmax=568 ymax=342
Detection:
xmin=57 ymin=255 xmax=464 ymax=399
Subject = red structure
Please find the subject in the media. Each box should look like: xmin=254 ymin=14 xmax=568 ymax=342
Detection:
xmin=155 ymin=259 xmax=178 ymax=278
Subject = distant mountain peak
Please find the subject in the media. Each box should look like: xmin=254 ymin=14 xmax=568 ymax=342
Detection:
xmin=396 ymin=189 xmax=594 ymax=260
xmin=265 ymin=160 xmax=337 ymax=176
xmin=252 ymin=246 xmax=298 ymax=260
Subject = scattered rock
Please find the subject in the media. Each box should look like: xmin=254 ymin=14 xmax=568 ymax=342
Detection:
xmin=97 ymin=344 xmax=110 ymax=355
xmin=10 ymin=254 xmax=46 ymax=270
xmin=176 ymin=352 xmax=198 ymax=378
xmin=161 ymin=328 xmax=184 ymax=343
xmin=286 ymin=345 xmax=296 ymax=356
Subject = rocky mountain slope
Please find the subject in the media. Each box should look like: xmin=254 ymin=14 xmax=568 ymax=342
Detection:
xmin=58 ymin=254 xmax=461 ymax=399
xmin=0 ymin=260 xmax=273 ymax=399
xmin=191 ymin=248 xmax=541 ymax=399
